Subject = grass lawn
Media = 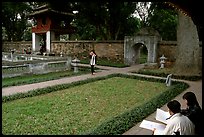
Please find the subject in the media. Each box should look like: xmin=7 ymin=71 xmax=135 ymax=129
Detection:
xmin=2 ymin=77 xmax=168 ymax=135
xmin=2 ymin=67 xmax=91 ymax=88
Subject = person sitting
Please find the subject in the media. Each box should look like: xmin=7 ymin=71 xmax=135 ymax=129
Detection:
xmin=180 ymin=91 xmax=202 ymax=135
xmin=39 ymin=45 xmax=44 ymax=55
xmin=153 ymin=100 xmax=195 ymax=135
xmin=26 ymin=46 xmax=32 ymax=54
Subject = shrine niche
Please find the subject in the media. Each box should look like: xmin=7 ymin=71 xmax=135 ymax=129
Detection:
xmin=28 ymin=4 xmax=75 ymax=54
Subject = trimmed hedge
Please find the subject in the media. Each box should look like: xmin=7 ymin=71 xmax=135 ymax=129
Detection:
xmin=2 ymin=73 xmax=189 ymax=135
xmin=136 ymin=69 xmax=202 ymax=81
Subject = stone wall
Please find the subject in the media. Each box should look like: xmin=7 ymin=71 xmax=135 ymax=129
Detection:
xmin=158 ymin=41 xmax=177 ymax=61
xmin=51 ymin=41 xmax=94 ymax=59
xmin=157 ymin=41 xmax=177 ymax=67
xmin=51 ymin=40 xmax=124 ymax=62
xmin=2 ymin=41 xmax=124 ymax=63
xmin=158 ymin=41 xmax=202 ymax=68
xmin=2 ymin=40 xmax=202 ymax=66
xmin=2 ymin=41 xmax=32 ymax=54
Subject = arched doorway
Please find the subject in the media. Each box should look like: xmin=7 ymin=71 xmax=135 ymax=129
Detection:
xmin=139 ymin=44 xmax=148 ymax=64
xmin=130 ymin=43 xmax=148 ymax=65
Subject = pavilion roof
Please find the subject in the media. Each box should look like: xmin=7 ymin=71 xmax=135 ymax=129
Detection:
xmin=28 ymin=4 xmax=74 ymax=17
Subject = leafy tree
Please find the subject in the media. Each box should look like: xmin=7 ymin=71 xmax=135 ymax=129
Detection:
xmin=71 ymin=1 xmax=141 ymax=40
xmin=2 ymin=1 xmax=178 ymax=41
xmin=134 ymin=2 xmax=152 ymax=27
xmin=146 ymin=2 xmax=178 ymax=40
xmin=21 ymin=21 xmax=33 ymax=41
xmin=2 ymin=2 xmax=32 ymax=41
xmin=47 ymin=1 xmax=75 ymax=13
xmin=108 ymin=1 xmax=141 ymax=40
xmin=72 ymin=18 xmax=98 ymax=40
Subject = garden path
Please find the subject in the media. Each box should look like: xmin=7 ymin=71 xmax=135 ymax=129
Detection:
xmin=2 ymin=64 xmax=144 ymax=96
xmin=2 ymin=63 xmax=202 ymax=135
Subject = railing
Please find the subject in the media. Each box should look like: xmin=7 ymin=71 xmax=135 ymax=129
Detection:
xmin=2 ymin=59 xmax=72 ymax=78
xmin=2 ymin=65 xmax=30 ymax=74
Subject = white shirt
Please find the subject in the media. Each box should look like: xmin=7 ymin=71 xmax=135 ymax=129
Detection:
xmin=90 ymin=54 xmax=96 ymax=65
xmin=155 ymin=113 xmax=195 ymax=135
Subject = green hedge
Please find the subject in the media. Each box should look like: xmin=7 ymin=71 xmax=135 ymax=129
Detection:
xmin=136 ymin=69 xmax=202 ymax=81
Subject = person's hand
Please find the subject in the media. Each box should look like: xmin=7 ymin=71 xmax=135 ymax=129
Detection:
xmin=152 ymin=128 xmax=156 ymax=135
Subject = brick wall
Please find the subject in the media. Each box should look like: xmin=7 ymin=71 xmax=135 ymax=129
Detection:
xmin=2 ymin=41 xmax=32 ymax=54
xmin=157 ymin=41 xmax=177 ymax=67
xmin=2 ymin=40 xmax=202 ymax=66
xmin=51 ymin=40 xmax=124 ymax=62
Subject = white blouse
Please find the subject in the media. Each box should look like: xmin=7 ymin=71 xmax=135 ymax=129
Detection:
xmin=154 ymin=113 xmax=195 ymax=135
xmin=90 ymin=54 xmax=96 ymax=65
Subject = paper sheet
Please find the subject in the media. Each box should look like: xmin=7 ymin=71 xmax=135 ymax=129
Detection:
xmin=155 ymin=108 xmax=171 ymax=124
xmin=139 ymin=119 xmax=166 ymax=131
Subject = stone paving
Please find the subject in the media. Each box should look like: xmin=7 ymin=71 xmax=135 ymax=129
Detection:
xmin=2 ymin=63 xmax=202 ymax=135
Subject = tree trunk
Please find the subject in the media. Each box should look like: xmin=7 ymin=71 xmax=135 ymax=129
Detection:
xmin=173 ymin=11 xmax=201 ymax=76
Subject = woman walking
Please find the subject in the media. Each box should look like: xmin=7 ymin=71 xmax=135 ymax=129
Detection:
xmin=89 ymin=50 xmax=97 ymax=75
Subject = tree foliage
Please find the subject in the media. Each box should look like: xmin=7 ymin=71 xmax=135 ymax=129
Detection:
xmin=2 ymin=2 xmax=32 ymax=41
xmin=134 ymin=2 xmax=152 ymax=27
xmin=2 ymin=2 xmax=178 ymax=41
xmin=146 ymin=2 xmax=178 ymax=40
xmin=72 ymin=1 xmax=141 ymax=40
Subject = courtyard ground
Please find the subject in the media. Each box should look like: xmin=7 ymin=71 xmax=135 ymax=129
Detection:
xmin=2 ymin=63 xmax=202 ymax=135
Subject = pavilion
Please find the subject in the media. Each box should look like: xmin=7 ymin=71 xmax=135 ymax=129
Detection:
xmin=28 ymin=4 xmax=75 ymax=54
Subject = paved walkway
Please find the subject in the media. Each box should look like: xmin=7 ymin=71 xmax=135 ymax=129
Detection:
xmin=2 ymin=64 xmax=144 ymax=96
xmin=2 ymin=64 xmax=202 ymax=135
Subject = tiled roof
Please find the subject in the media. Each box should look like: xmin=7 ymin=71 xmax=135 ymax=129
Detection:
xmin=28 ymin=4 xmax=74 ymax=17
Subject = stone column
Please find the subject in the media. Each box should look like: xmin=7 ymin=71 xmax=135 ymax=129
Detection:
xmin=32 ymin=33 xmax=36 ymax=51
xmin=32 ymin=33 xmax=41 ymax=52
xmin=174 ymin=11 xmax=200 ymax=75
xmin=46 ymin=31 xmax=51 ymax=52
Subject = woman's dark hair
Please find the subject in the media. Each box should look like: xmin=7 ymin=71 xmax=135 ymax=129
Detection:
xmin=167 ymin=100 xmax=181 ymax=113
xmin=182 ymin=91 xmax=200 ymax=107
xmin=92 ymin=50 xmax=96 ymax=55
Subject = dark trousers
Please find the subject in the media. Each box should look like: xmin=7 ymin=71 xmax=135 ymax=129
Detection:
xmin=91 ymin=65 xmax=95 ymax=74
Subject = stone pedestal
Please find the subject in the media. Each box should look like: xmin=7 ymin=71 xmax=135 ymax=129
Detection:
xmin=166 ymin=74 xmax=172 ymax=86
xmin=160 ymin=55 xmax=167 ymax=69
xmin=71 ymin=58 xmax=80 ymax=73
